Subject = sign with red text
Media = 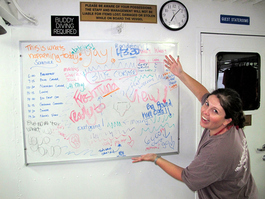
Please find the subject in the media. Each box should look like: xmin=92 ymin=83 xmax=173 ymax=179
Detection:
xmin=20 ymin=40 xmax=179 ymax=165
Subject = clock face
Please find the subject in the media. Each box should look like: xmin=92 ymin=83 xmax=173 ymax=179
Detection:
xmin=160 ymin=1 xmax=189 ymax=31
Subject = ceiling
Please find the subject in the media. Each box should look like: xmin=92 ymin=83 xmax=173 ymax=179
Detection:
xmin=212 ymin=0 xmax=265 ymax=5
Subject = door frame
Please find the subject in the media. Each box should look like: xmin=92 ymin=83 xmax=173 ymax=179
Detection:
xmin=199 ymin=32 xmax=265 ymax=198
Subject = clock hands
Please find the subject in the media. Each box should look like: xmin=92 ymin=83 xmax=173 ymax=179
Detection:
xmin=170 ymin=9 xmax=181 ymax=22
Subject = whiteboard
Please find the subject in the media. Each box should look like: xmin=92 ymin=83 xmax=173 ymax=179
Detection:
xmin=20 ymin=40 xmax=179 ymax=165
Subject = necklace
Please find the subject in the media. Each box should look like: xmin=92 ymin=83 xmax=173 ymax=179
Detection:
xmin=214 ymin=125 xmax=233 ymax=136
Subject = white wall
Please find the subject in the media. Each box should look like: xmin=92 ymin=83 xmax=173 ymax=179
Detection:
xmin=0 ymin=0 xmax=264 ymax=198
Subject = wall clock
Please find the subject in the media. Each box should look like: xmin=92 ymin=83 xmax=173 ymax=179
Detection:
xmin=159 ymin=0 xmax=189 ymax=31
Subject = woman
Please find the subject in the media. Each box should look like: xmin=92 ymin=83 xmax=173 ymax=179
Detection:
xmin=132 ymin=55 xmax=258 ymax=199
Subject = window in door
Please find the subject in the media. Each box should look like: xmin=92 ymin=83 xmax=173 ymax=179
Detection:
xmin=216 ymin=52 xmax=260 ymax=111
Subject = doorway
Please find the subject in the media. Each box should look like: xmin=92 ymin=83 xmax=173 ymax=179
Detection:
xmin=200 ymin=33 xmax=265 ymax=198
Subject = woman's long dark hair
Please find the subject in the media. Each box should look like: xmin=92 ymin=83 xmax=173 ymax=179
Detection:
xmin=207 ymin=88 xmax=245 ymax=128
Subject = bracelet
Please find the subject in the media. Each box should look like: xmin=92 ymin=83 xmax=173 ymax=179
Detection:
xmin=154 ymin=155 xmax=161 ymax=165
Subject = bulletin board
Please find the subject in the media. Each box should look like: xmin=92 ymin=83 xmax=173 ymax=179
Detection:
xmin=20 ymin=40 xmax=179 ymax=165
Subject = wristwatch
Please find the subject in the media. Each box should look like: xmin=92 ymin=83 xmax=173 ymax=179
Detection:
xmin=154 ymin=155 xmax=161 ymax=165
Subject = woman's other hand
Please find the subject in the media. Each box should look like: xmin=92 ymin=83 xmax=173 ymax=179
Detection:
xmin=132 ymin=153 xmax=157 ymax=163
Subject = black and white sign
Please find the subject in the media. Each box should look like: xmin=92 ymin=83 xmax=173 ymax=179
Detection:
xmin=51 ymin=16 xmax=79 ymax=36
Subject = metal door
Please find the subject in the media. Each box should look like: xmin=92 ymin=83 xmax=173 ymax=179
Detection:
xmin=201 ymin=33 xmax=265 ymax=198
